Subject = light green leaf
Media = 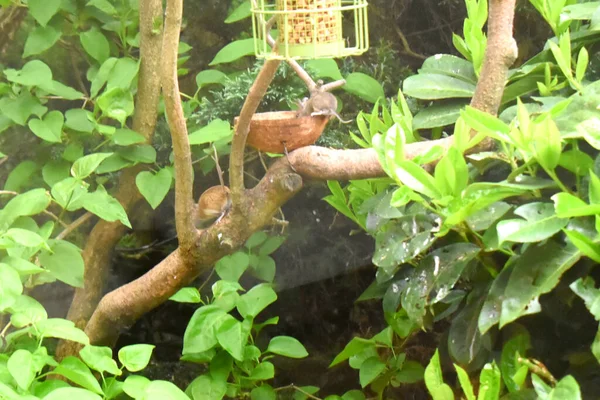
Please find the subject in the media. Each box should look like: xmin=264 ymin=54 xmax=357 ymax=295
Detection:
xmin=188 ymin=119 xmax=232 ymax=145
xmin=28 ymin=110 xmax=63 ymax=143
xmin=454 ymin=364 xmax=475 ymax=400
xmin=225 ymin=1 xmax=251 ymax=23
xmin=136 ymin=169 xmax=172 ymax=209
xmin=23 ymin=25 xmax=61 ymax=57
xmin=195 ymin=70 xmax=228 ymax=89
xmin=478 ymin=362 xmax=501 ymax=400
xmin=359 ymin=357 xmax=385 ymax=388
xmin=424 ymin=350 xmax=454 ymax=400
xmin=144 ymin=380 xmax=190 ymax=400
xmin=209 ymin=38 xmax=256 ymax=65
xmin=496 ymin=202 xmax=568 ymax=244
xmin=112 ymin=128 xmax=146 ymax=146
xmin=42 ymin=387 xmax=102 ymax=400
xmin=97 ymin=88 xmax=134 ymax=126
xmin=80 ymin=345 xmax=121 ymax=376
xmin=0 ymin=92 xmax=47 ymax=125
xmin=38 ymin=240 xmax=84 ymax=287
xmin=71 ymin=153 xmax=113 ymax=179
xmin=552 ymin=192 xmax=600 ymax=218
xmin=81 ymin=189 xmax=131 ymax=228
xmin=65 ymin=109 xmax=95 ymax=133
xmin=8 ymin=349 xmax=36 ymax=390
xmin=564 ymin=229 xmax=600 ymax=263
xmin=53 ymin=355 xmax=101 ymax=394
xmin=28 ymin=0 xmax=61 ymax=26
xmin=3 ymin=160 xmax=38 ymax=191
xmin=4 ymin=60 xmax=52 ymax=87
xmin=215 ymin=252 xmax=250 ymax=282
xmin=118 ymin=344 xmax=155 ymax=372
xmin=236 ymin=283 xmax=277 ymax=319
xmin=343 ymin=72 xmax=385 ymax=103
xmin=266 ymin=336 xmax=308 ymax=359
xmin=216 ymin=316 xmax=247 ymax=361
xmin=80 ymin=27 xmax=110 ymax=63
xmin=0 ymin=263 xmax=23 ymax=312
xmin=305 ymin=59 xmax=343 ymax=81
xmin=90 ymin=58 xmax=118 ymax=98
xmin=404 ymin=73 xmax=476 ymax=100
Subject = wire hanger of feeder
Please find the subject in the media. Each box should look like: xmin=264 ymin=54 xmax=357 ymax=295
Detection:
xmin=252 ymin=0 xmax=370 ymax=60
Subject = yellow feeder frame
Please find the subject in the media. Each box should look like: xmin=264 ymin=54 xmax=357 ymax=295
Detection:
xmin=252 ymin=0 xmax=369 ymax=60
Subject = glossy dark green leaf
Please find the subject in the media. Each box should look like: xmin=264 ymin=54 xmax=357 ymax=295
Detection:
xmin=479 ymin=262 xmax=515 ymax=334
xmin=466 ymin=202 xmax=511 ymax=232
xmin=448 ymin=287 xmax=488 ymax=365
xmin=402 ymin=243 xmax=479 ymax=325
xmin=404 ymin=73 xmax=475 ymax=100
xmin=419 ymin=54 xmax=477 ymax=83
xmin=500 ymin=241 xmax=580 ymax=328
xmin=413 ymin=99 xmax=468 ymax=130
xmin=497 ymin=202 xmax=568 ymax=244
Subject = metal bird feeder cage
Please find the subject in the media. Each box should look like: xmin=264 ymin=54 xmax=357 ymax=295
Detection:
xmin=252 ymin=0 xmax=369 ymax=60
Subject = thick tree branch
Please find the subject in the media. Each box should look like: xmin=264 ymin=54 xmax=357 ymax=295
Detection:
xmin=57 ymin=0 xmax=164 ymax=359
xmin=229 ymin=60 xmax=281 ymax=204
xmin=470 ymin=0 xmax=518 ymax=114
xmin=161 ymin=0 xmax=197 ymax=250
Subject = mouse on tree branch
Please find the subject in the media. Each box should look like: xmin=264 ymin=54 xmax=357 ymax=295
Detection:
xmin=295 ymin=80 xmax=352 ymax=124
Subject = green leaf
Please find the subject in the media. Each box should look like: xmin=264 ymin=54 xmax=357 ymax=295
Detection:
xmin=143 ymin=380 xmax=190 ymax=400
xmin=250 ymin=255 xmax=276 ymax=283
xmin=80 ymin=27 xmax=110 ymax=63
xmin=28 ymin=110 xmax=63 ymax=143
xmin=28 ymin=0 xmax=61 ymax=26
xmin=245 ymin=231 xmax=269 ymax=249
xmin=118 ymin=344 xmax=155 ymax=372
xmin=454 ymin=364 xmax=475 ymax=400
xmin=7 ymin=295 xmax=47 ymax=327
xmin=216 ymin=316 xmax=248 ymax=361
xmin=87 ymin=0 xmax=117 ymax=14
xmin=394 ymin=160 xmax=440 ymax=199
xmin=0 ymin=92 xmax=47 ymax=125
xmin=65 ymin=109 xmax=95 ymax=133
xmin=41 ymin=388 xmax=102 ymax=400
xmin=97 ymin=87 xmax=134 ymax=126
xmin=531 ymin=116 xmax=562 ymax=171
xmin=552 ymin=192 xmax=600 ymax=218
xmin=448 ymin=287 xmax=488 ymax=365
xmin=1 ymin=188 xmax=51 ymax=228
xmin=461 ymin=106 xmax=511 ymax=142
xmin=258 ymin=236 xmax=285 ymax=256
xmin=209 ymin=38 xmax=256 ymax=65
xmin=413 ymin=100 xmax=467 ymax=130
xmin=38 ymin=240 xmax=84 ymax=287
xmin=576 ymin=47 xmax=589 ymax=83
xmin=496 ymin=202 xmax=568 ymax=244
xmin=169 ymin=287 xmax=201 ymax=303
xmin=402 ymin=244 xmax=480 ymax=326
xmin=42 ymin=160 xmax=71 ymax=186
xmin=330 ymin=337 xmax=375 ymax=367
xmin=500 ymin=325 xmax=531 ymax=392
xmin=39 ymin=80 xmax=84 ymax=100
xmin=118 ymin=144 xmax=156 ymax=164
xmin=0 ymin=264 xmax=23 ymax=312
xmin=396 ymin=361 xmax=425 ymax=384
xmin=343 ymin=72 xmax=385 ymax=103
xmin=50 ymin=177 xmax=88 ymax=211
xmin=404 ymin=73 xmax=476 ymax=100
xmin=53 ymin=356 xmax=102 ymax=394
xmin=112 ymin=128 xmax=146 ymax=146
xmin=570 ymin=277 xmax=600 ymax=320
xmin=90 ymin=58 xmax=118 ymax=98
xmin=195 ymin=70 xmax=228 ymax=89
xmin=225 ymin=1 xmax=251 ymax=23
xmin=251 ymin=384 xmax=276 ymax=400
xmin=123 ymin=375 xmax=150 ymax=399
xmin=548 ymin=375 xmax=581 ymax=400
xmin=80 ymin=345 xmax=121 ymax=376
xmin=96 ymin=154 xmax=133 ymax=174
xmin=478 ymin=362 xmax=501 ymax=400
xmin=8 ymin=349 xmax=36 ymax=391
xmin=3 ymin=160 xmax=38 ymax=191
xmin=183 ymin=306 xmax=228 ymax=354
xmin=3 ymin=228 xmax=46 ymax=248
xmin=136 ymin=169 xmax=172 ymax=209
xmin=564 ymin=229 xmax=600 ymax=263
xmin=266 ymin=336 xmax=308 ymax=359
xmin=81 ymin=189 xmax=132 ymax=228
xmin=5 ymin=60 xmax=52 ymax=86
xmin=215 ymin=252 xmax=250 ymax=282
xmin=236 ymin=283 xmax=277 ymax=319
xmin=305 ymin=59 xmax=343 ymax=81
xmin=420 ymin=54 xmax=477 ymax=83
xmin=359 ymin=357 xmax=385 ymax=388
xmin=500 ymin=241 xmax=580 ymax=328
xmin=248 ymin=362 xmax=275 ymax=381
xmin=71 ymin=153 xmax=113 ymax=179
xmin=188 ymin=119 xmax=232 ymax=145
xmin=106 ymin=58 xmax=139 ymax=91
xmin=424 ymin=350 xmax=454 ymax=400
xmin=188 ymin=375 xmax=228 ymax=400
xmin=23 ymin=25 xmax=61 ymax=57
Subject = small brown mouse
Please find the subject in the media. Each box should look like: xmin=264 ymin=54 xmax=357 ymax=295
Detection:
xmin=195 ymin=185 xmax=231 ymax=229
xmin=296 ymin=91 xmax=353 ymax=124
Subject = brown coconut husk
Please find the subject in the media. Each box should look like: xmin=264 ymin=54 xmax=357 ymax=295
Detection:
xmin=237 ymin=111 xmax=329 ymax=154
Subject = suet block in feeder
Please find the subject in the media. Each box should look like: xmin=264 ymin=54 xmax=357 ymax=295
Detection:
xmin=252 ymin=0 xmax=369 ymax=59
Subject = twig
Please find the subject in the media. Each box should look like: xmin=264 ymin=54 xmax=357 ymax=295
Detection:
xmin=56 ymin=212 xmax=94 ymax=240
